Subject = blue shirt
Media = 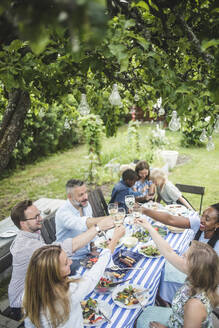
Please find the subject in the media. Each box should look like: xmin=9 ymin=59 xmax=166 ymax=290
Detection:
xmin=55 ymin=199 xmax=93 ymax=259
xmin=110 ymin=180 xmax=141 ymax=212
xmin=134 ymin=179 xmax=153 ymax=196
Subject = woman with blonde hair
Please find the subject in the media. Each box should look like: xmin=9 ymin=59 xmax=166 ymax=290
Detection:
xmin=150 ymin=168 xmax=193 ymax=210
xmin=23 ymin=226 xmax=125 ymax=328
xmin=135 ymin=217 xmax=219 ymax=328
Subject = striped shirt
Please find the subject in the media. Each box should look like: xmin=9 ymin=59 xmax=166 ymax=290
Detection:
xmin=8 ymin=230 xmax=72 ymax=308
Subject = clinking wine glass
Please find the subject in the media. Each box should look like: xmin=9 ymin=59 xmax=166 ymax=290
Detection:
xmin=125 ymin=195 xmax=135 ymax=212
xmin=132 ymin=207 xmax=142 ymax=233
xmin=114 ymin=207 xmax=126 ymax=227
xmin=108 ymin=203 xmax=118 ymax=217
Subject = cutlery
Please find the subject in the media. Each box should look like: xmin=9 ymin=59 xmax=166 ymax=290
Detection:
xmin=108 ymin=278 xmax=132 ymax=287
xmin=97 ymin=307 xmax=111 ymax=323
xmin=107 ymin=265 xmax=144 ymax=271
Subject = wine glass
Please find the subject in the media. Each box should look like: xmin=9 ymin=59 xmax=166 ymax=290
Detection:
xmin=125 ymin=195 xmax=135 ymax=212
xmin=114 ymin=207 xmax=126 ymax=226
xmin=108 ymin=203 xmax=118 ymax=217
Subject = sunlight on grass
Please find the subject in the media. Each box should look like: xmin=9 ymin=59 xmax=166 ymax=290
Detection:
xmin=0 ymin=124 xmax=218 ymax=220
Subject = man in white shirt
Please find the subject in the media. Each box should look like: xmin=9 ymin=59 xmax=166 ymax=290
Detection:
xmin=8 ymin=199 xmax=114 ymax=319
xmin=56 ymin=179 xmax=111 ymax=259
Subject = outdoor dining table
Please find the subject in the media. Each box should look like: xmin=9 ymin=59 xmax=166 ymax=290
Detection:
xmin=77 ymin=214 xmax=195 ymax=328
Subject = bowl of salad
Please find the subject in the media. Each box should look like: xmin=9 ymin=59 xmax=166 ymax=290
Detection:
xmin=81 ymin=298 xmax=112 ymax=326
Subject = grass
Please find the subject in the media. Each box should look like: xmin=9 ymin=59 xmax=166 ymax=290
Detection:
xmin=0 ymin=123 xmax=219 ymax=220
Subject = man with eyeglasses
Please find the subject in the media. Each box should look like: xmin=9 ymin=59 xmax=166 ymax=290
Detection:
xmin=8 ymin=199 xmax=114 ymax=319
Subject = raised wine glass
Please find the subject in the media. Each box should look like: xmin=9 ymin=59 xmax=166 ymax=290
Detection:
xmin=125 ymin=195 xmax=135 ymax=212
xmin=114 ymin=207 xmax=126 ymax=226
xmin=108 ymin=203 xmax=118 ymax=217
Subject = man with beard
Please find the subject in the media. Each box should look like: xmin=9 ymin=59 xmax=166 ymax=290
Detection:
xmin=55 ymin=179 xmax=111 ymax=260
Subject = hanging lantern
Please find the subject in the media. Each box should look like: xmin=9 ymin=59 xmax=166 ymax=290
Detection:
xmin=199 ymin=129 xmax=208 ymax=143
xmin=168 ymin=111 xmax=181 ymax=131
xmin=206 ymin=136 xmax=215 ymax=151
xmin=134 ymin=93 xmax=140 ymax=102
xmin=214 ymin=115 xmax=219 ymax=133
xmin=78 ymin=94 xmax=90 ymax=116
xmin=109 ymin=84 xmax=122 ymax=107
xmin=158 ymin=106 xmax=165 ymax=116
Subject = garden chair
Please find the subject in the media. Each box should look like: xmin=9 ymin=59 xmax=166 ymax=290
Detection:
xmin=41 ymin=214 xmax=56 ymax=244
xmin=88 ymin=188 xmax=109 ymax=217
xmin=175 ymin=183 xmax=205 ymax=214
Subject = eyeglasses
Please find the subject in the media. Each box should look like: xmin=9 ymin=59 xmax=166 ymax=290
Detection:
xmin=22 ymin=211 xmax=42 ymax=221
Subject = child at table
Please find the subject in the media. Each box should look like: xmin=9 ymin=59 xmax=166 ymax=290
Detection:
xmin=135 ymin=217 xmax=219 ymax=328
xmin=23 ymin=226 xmax=125 ymax=328
xmin=150 ymin=168 xmax=193 ymax=210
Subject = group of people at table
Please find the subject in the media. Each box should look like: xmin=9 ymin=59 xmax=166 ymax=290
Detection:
xmin=7 ymin=160 xmax=219 ymax=327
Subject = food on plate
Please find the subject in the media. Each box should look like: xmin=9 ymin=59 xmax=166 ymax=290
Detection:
xmin=153 ymin=226 xmax=167 ymax=237
xmin=81 ymin=298 xmax=103 ymax=325
xmin=132 ymin=230 xmax=149 ymax=242
xmin=115 ymin=285 xmax=141 ymax=306
xmin=119 ymin=256 xmax=136 ymax=267
xmin=140 ymin=245 xmax=160 ymax=257
xmin=110 ymin=272 xmax=125 ymax=279
xmin=80 ymin=256 xmax=98 ymax=269
xmin=96 ymin=277 xmax=114 ymax=291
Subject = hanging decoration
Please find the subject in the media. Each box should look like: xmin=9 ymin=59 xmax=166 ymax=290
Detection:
xmin=134 ymin=93 xmax=140 ymax=102
xmin=199 ymin=129 xmax=208 ymax=143
xmin=109 ymin=84 xmax=122 ymax=107
xmin=168 ymin=110 xmax=181 ymax=131
xmin=214 ymin=115 xmax=219 ymax=133
xmin=206 ymin=136 xmax=215 ymax=151
xmin=78 ymin=94 xmax=90 ymax=116
xmin=154 ymin=97 xmax=165 ymax=116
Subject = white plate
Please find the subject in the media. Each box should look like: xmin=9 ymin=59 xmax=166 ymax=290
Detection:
xmin=0 ymin=230 xmax=18 ymax=238
xmin=137 ymin=241 xmax=161 ymax=258
xmin=83 ymin=300 xmax=112 ymax=326
xmin=112 ymin=284 xmax=149 ymax=309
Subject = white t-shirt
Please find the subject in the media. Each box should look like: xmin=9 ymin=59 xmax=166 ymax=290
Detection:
xmin=157 ymin=181 xmax=181 ymax=204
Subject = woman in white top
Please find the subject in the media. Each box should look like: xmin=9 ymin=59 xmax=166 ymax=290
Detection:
xmin=23 ymin=226 xmax=125 ymax=328
xmin=150 ymin=168 xmax=193 ymax=210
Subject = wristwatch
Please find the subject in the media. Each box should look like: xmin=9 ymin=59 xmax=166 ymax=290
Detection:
xmin=94 ymin=224 xmax=102 ymax=236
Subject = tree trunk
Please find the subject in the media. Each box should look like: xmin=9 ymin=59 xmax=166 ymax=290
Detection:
xmin=0 ymin=89 xmax=30 ymax=174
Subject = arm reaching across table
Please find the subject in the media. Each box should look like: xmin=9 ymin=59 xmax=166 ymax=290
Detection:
xmin=136 ymin=217 xmax=188 ymax=274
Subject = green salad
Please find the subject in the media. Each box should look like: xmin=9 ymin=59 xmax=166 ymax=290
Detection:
xmin=132 ymin=230 xmax=149 ymax=242
xmin=140 ymin=245 xmax=160 ymax=257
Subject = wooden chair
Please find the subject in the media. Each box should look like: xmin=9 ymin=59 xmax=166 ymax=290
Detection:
xmin=175 ymin=183 xmax=205 ymax=214
xmin=88 ymin=188 xmax=109 ymax=217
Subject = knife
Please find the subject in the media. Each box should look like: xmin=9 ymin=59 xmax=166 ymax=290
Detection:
xmin=108 ymin=278 xmax=132 ymax=287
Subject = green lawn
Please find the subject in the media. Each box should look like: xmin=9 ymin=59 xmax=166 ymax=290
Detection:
xmin=0 ymin=123 xmax=219 ymax=220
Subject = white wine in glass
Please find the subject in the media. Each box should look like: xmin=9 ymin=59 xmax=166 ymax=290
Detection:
xmin=108 ymin=203 xmax=118 ymax=216
xmin=125 ymin=195 xmax=135 ymax=210
xmin=114 ymin=207 xmax=126 ymax=226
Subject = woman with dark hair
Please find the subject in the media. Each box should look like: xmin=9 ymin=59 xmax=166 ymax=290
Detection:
xmin=135 ymin=218 xmax=219 ymax=328
xmin=133 ymin=160 xmax=155 ymax=202
xmin=23 ymin=226 xmax=125 ymax=328
xmin=140 ymin=203 xmax=219 ymax=305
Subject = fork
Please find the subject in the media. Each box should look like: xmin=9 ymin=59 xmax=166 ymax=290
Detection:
xmin=108 ymin=265 xmax=144 ymax=271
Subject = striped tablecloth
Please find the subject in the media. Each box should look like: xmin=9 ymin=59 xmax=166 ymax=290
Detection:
xmin=81 ymin=224 xmax=194 ymax=328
